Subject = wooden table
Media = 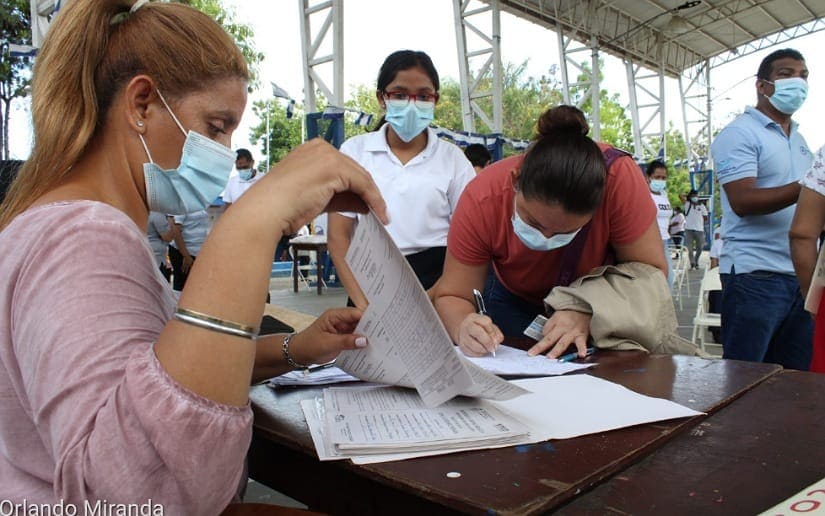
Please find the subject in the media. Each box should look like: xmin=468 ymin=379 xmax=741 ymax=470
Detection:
xmin=263 ymin=304 xmax=315 ymax=333
xmin=247 ymin=352 xmax=781 ymax=515
xmin=556 ymin=368 xmax=825 ymax=515
xmin=289 ymin=235 xmax=327 ymax=295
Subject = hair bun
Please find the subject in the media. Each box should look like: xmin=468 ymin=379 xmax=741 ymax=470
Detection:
xmin=536 ymin=105 xmax=590 ymax=138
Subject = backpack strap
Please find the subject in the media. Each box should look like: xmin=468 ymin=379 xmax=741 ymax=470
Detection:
xmin=554 ymin=146 xmax=632 ymax=288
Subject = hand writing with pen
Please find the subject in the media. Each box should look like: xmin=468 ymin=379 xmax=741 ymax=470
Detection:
xmin=457 ymin=289 xmax=502 ymax=357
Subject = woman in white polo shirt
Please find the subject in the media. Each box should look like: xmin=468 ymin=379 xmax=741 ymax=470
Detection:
xmin=328 ymin=50 xmax=476 ymax=308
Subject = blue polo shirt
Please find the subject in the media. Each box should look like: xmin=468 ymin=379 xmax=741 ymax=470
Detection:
xmin=710 ymin=106 xmax=812 ymax=274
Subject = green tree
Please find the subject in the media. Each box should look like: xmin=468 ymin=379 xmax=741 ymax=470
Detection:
xmin=185 ymin=0 xmax=263 ymax=90
xmin=0 ymin=0 xmax=31 ymax=160
xmin=248 ymin=99 xmax=302 ymax=167
xmin=657 ymin=123 xmax=691 ymax=208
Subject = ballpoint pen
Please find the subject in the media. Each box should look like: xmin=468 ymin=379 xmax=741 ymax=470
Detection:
xmin=302 ymin=359 xmax=337 ymax=375
xmin=472 ymin=288 xmax=495 ymax=357
xmin=557 ymin=347 xmax=595 ymax=363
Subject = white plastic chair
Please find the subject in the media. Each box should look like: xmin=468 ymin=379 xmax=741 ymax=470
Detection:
xmin=289 ymin=246 xmax=313 ymax=292
xmin=691 ymin=266 xmax=722 ymax=355
xmin=670 ymin=244 xmax=691 ymax=309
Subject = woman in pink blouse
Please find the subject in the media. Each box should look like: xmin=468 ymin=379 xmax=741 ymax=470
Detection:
xmin=790 ymin=143 xmax=825 ymax=373
xmin=0 ymin=0 xmax=386 ymax=513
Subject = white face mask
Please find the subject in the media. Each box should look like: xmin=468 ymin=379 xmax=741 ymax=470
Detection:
xmin=511 ymin=198 xmax=581 ymax=251
xmin=139 ymin=90 xmax=234 ymax=215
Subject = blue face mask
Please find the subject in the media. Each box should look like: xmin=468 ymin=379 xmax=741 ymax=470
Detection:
xmin=139 ymin=90 xmax=235 ymax=215
xmin=385 ymin=101 xmax=434 ymax=142
xmin=764 ymin=77 xmax=808 ymax=115
xmin=649 ymin=179 xmax=667 ymax=193
xmin=511 ymin=200 xmax=581 ymax=251
xmin=237 ymin=168 xmax=254 ymax=181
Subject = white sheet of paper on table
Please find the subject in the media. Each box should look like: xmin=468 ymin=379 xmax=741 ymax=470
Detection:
xmin=459 ymin=344 xmax=595 ymax=376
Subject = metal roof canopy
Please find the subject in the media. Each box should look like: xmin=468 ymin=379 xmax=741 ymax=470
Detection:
xmin=496 ymin=0 xmax=825 ymax=78
xmin=290 ymin=0 xmax=825 ymax=165
xmin=452 ymin=0 xmax=824 ymax=165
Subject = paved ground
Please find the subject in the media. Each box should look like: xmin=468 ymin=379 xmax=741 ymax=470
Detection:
xmin=246 ymin=258 xmax=716 ymax=505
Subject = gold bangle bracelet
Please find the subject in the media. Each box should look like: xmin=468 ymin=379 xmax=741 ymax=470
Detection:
xmin=173 ymin=307 xmax=258 ymax=340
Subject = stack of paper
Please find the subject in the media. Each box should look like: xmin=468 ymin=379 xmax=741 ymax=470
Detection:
xmin=268 ymin=367 xmax=359 ymax=387
xmin=323 ymin=385 xmax=529 ymax=454
xmin=302 ymin=375 xmax=704 ymax=464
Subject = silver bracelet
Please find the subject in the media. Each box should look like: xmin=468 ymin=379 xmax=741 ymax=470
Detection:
xmin=281 ymin=333 xmax=310 ymax=369
xmin=173 ymin=307 xmax=258 ymax=340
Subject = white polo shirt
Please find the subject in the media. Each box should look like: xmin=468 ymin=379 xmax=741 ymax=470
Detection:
xmin=222 ymin=172 xmax=261 ymax=204
xmin=339 ymin=125 xmax=476 ymax=255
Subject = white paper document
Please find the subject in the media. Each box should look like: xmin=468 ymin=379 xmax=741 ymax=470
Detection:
xmin=459 ymin=345 xmax=595 ymax=376
xmin=323 ymin=386 xmax=529 ymax=453
xmin=336 ymin=212 xmax=527 ymax=406
xmin=267 ymin=367 xmax=359 ymax=387
xmin=302 ymin=374 xmax=703 ymax=464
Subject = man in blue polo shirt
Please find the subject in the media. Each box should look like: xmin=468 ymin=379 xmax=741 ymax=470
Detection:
xmin=710 ymin=48 xmax=813 ymax=369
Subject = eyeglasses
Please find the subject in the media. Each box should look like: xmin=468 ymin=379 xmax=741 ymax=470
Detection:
xmin=383 ymin=90 xmax=438 ymax=108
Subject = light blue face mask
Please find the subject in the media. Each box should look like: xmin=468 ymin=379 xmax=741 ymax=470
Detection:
xmin=649 ymin=179 xmax=667 ymax=193
xmin=511 ymin=200 xmax=581 ymax=251
xmin=764 ymin=77 xmax=808 ymax=115
xmin=385 ymin=101 xmax=434 ymax=143
xmin=237 ymin=168 xmax=254 ymax=181
xmin=139 ymin=90 xmax=235 ymax=215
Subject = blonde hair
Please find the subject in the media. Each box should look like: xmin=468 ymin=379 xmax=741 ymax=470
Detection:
xmin=0 ymin=0 xmax=248 ymax=230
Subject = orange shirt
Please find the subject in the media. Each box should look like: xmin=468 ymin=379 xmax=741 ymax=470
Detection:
xmin=447 ymin=144 xmax=656 ymax=305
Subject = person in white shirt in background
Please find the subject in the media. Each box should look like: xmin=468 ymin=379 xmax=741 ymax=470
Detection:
xmin=681 ymin=188 xmax=709 ymax=269
xmin=645 ymin=159 xmax=673 ymax=287
xmin=328 ymin=50 xmax=475 ymax=309
xmin=222 ymin=148 xmax=260 ymax=207
xmin=669 ymin=206 xmax=686 ymax=247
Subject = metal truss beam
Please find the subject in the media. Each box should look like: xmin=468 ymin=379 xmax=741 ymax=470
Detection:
xmin=626 ymin=58 xmax=666 ymax=161
xmin=709 ymin=19 xmax=825 ymax=69
xmin=680 ymin=60 xmax=712 ymax=171
xmin=555 ymin=1 xmax=603 ymax=141
xmin=298 ymin=0 xmax=343 ymax=113
xmin=453 ymin=0 xmax=503 ymax=133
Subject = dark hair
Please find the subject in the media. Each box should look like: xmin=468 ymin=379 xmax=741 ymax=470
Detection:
xmin=688 ymin=189 xmax=698 ymax=196
xmin=372 ymin=50 xmax=439 ymax=131
xmin=518 ymin=105 xmax=605 ymax=214
xmin=377 ymin=50 xmax=439 ymax=92
xmin=0 ymin=0 xmax=248 ymax=230
xmin=235 ymin=148 xmax=253 ymax=161
xmin=645 ymin=159 xmax=667 ymax=177
xmin=464 ymin=144 xmax=492 ymax=168
xmin=757 ymin=48 xmax=805 ymax=80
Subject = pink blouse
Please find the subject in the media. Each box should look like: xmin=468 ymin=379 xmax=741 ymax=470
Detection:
xmin=0 ymin=201 xmax=252 ymax=513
